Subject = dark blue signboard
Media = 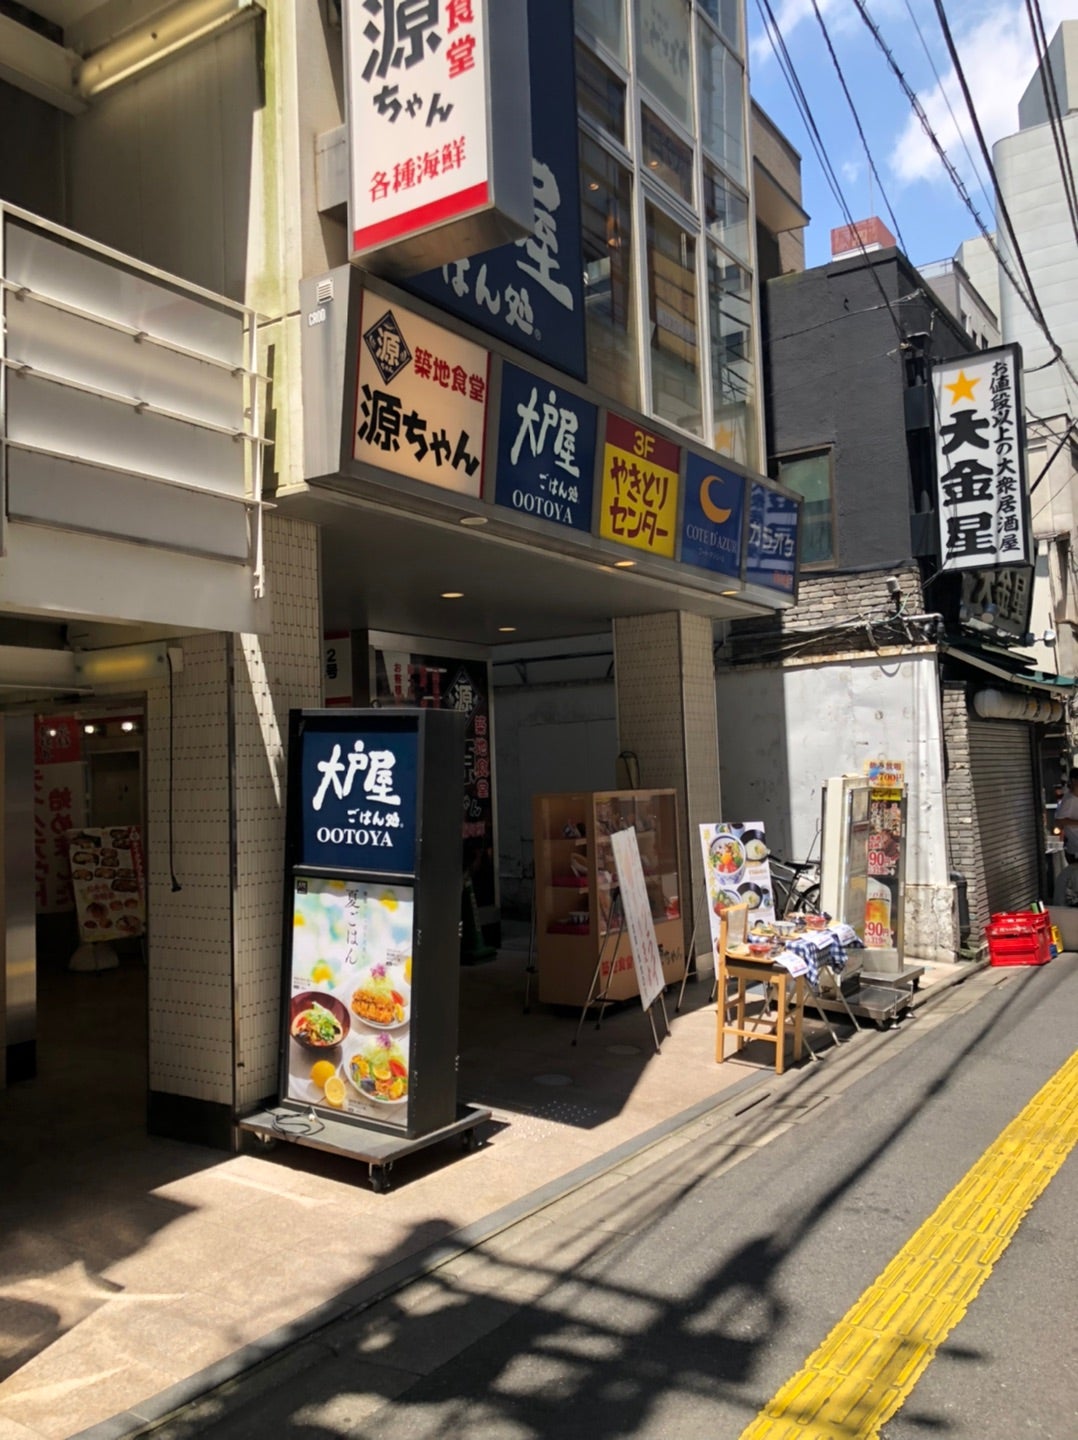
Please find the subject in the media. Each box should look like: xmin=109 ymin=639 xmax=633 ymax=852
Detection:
xmin=745 ymin=483 xmax=799 ymax=594
xmin=298 ymin=722 xmax=419 ymax=874
xmin=402 ymin=0 xmax=586 ymax=380
xmin=680 ymin=453 xmax=745 ymax=577
xmin=495 ymin=362 xmax=597 ymax=529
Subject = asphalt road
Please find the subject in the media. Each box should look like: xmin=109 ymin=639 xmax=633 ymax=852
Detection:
xmin=148 ymin=958 xmax=1078 ymax=1440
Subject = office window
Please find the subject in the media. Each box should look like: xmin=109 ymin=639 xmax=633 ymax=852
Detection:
xmin=581 ymin=133 xmax=639 ymax=408
xmin=700 ymin=0 xmax=741 ymax=55
xmin=707 ymin=246 xmax=756 ymax=467
xmin=704 ymin=163 xmax=749 ymax=261
xmin=576 ymin=0 xmax=626 ymax=59
xmin=699 ymin=23 xmax=746 ymax=185
xmin=576 ymin=42 xmax=626 ymax=143
xmin=777 ymin=451 xmax=834 ymax=565
xmin=637 ymin=0 xmax=692 ymax=128
xmin=642 ymin=106 xmax=694 ymax=204
xmin=647 ymin=202 xmax=702 ymax=435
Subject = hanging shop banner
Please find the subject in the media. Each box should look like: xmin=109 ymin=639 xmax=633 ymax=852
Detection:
xmin=680 ymin=454 xmax=746 ymax=577
xmin=699 ymin=822 xmax=777 ymax=963
xmin=404 ymin=0 xmax=586 ymax=378
xmin=353 ymin=296 xmax=490 ymax=497
xmin=65 ymin=825 xmax=146 ymax=943
xmin=286 ymin=876 xmax=415 ymax=1128
xmin=323 ymin=632 xmax=354 ymax=707
xmin=494 ymin=363 xmax=596 ymax=530
xmin=932 ymin=344 xmax=1031 ymax=572
xmin=610 ymin=827 xmax=666 ymax=1011
xmin=598 ymin=414 xmax=679 ymax=558
xmin=33 ymin=754 xmax=86 ymax=910
xmin=866 ymin=785 xmax=906 ymax=951
xmin=373 ymin=649 xmax=495 ymax=910
xmin=960 ymin=566 xmax=1034 ymax=640
xmin=744 ymin=482 xmax=798 ymax=593
xmin=345 ymin=0 xmax=532 ymax=275
xmin=297 ymin=721 xmax=419 ymax=874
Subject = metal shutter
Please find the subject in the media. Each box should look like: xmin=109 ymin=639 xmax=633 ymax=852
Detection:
xmin=969 ymin=719 xmax=1039 ymax=916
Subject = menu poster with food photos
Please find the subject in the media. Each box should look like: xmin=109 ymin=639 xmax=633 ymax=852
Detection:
xmin=286 ymin=876 xmax=415 ymax=1131
xmin=65 ymin=826 xmax=145 ymax=943
xmin=699 ymin=821 xmax=777 ymax=958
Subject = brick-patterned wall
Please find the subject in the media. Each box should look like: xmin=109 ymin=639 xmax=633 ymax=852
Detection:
xmin=725 ymin=564 xmax=927 ymax=664
xmin=613 ymin=612 xmax=721 ymax=958
xmin=145 ymin=633 xmax=234 ymax=1104
xmin=941 ymin=682 xmax=990 ymax=950
xmin=233 ymin=514 xmax=322 ymax=1109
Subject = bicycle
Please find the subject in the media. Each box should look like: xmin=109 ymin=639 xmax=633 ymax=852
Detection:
xmin=769 ymin=854 xmax=821 ymax=919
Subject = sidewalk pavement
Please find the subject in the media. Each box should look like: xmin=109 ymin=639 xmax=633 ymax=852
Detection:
xmin=0 ymin=950 xmax=981 ymax=1440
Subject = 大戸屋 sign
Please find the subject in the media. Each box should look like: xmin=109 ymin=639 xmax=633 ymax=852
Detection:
xmin=932 ymin=345 xmax=1031 ymax=572
xmin=345 ymin=0 xmax=533 ymax=276
xmin=299 ymin=725 xmax=419 ymax=874
xmin=494 ymin=362 xmax=596 ymax=531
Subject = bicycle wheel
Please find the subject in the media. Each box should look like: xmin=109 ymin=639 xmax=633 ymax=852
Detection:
xmin=797 ymin=883 xmax=821 ymax=915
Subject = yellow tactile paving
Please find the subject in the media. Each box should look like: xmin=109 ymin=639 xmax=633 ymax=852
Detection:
xmin=740 ymin=1047 xmax=1078 ymax=1439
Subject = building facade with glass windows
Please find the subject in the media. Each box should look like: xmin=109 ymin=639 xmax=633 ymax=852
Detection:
xmin=0 ymin=0 xmax=806 ymax=1148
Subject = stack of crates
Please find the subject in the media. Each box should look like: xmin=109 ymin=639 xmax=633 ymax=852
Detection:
xmin=985 ymin=911 xmax=1052 ymax=967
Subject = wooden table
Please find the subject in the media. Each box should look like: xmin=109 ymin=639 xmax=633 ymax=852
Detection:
xmin=716 ymin=948 xmax=805 ymax=1075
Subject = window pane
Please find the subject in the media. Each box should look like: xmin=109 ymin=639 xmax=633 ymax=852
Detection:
xmin=581 ymin=134 xmax=639 ymax=408
xmin=576 ymin=0 xmax=625 ymax=60
xmin=642 ymin=106 xmax=693 ymax=204
xmin=707 ymin=246 xmax=757 ymax=467
xmin=576 ymin=42 xmax=626 ymax=143
xmin=637 ymin=0 xmax=692 ymax=129
xmin=778 ymin=453 xmax=833 ymax=564
xmin=647 ymin=203 xmax=701 ymax=435
xmin=699 ymin=24 xmax=745 ymax=185
xmin=704 ymin=164 xmax=749 ymax=260
xmin=700 ymin=0 xmax=741 ymax=54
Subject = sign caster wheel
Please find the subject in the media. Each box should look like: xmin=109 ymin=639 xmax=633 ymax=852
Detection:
xmin=461 ymin=1127 xmax=485 ymax=1153
xmin=369 ymin=1163 xmax=393 ymax=1194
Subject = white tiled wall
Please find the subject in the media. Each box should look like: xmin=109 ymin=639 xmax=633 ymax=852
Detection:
xmin=233 ymin=515 xmax=322 ymax=1108
xmin=143 ymin=514 xmax=321 ymax=1110
xmin=613 ymin=613 xmax=721 ymax=954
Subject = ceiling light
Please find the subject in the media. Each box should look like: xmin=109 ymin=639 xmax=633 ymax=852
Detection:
xmin=46 ymin=727 xmax=58 ymax=738
xmin=77 ymin=0 xmax=263 ymax=100
xmin=441 ymin=591 xmax=464 ymax=599
xmin=588 ymin=181 xmax=600 ymax=191
xmin=459 ymin=514 xmax=488 ymax=527
xmin=83 ymin=723 xmax=98 ymax=735
xmin=613 ymin=559 xmax=636 ymax=568
xmin=721 ymin=590 xmax=738 ymax=597
xmin=120 ymin=720 xmax=138 ymax=733
xmin=498 ymin=626 xmax=517 ymax=633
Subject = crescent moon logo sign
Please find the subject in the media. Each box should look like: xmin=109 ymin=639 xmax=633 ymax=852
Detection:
xmin=699 ymin=475 xmax=733 ymax=525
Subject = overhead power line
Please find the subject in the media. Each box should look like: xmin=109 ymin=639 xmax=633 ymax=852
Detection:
xmin=850 ymin=0 xmax=1078 ymax=397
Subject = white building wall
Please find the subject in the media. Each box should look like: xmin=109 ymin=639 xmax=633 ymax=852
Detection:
xmin=715 ymin=651 xmax=954 ymax=959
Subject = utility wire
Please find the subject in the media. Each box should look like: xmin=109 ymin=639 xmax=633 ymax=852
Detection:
xmin=850 ymin=0 xmax=1078 ymax=396
xmin=1025 ymin=0 xmax=1078 ymax=246
xmin=901 ymin=0 xmax=995 ymax=221
xmin=809 ymin=0 xmax=909 ymax=256
xmin=754 ymin=0 xmax=910 ymax=348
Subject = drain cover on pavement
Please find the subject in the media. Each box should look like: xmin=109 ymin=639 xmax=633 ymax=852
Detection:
xmin=533 ymin=1072 xmax=573 ymax=1087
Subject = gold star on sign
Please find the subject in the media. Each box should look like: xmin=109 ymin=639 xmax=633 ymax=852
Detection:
xmin=944 ymin=370 xmax=979 ymax=404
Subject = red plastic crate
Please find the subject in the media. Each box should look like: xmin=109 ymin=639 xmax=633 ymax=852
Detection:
xmin=986 ymin=912 xmax=1051 ymax=966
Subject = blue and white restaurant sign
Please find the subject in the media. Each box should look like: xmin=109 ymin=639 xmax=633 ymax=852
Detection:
xmin=680 ymin=453 xmax=746 ymax=578
xmin=298 ymin=723 xmax=419 ymax=874
xmin=745 ymin=482 xmax=799 ymax=594
xmin=495 ymin=362 xmax=596 ymax=530
xmin=404 ymin=0 xmax=586 ymax=378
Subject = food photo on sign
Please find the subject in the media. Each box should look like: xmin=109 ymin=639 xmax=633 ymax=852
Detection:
xmin=286 ymin=877 xmax=415 ymax=1128
xmin=65 ymin=826 xmax=146 ymax=944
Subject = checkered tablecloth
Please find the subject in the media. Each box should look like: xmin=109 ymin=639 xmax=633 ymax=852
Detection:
xmin=779 ymin=929 xmax=863 ymax=990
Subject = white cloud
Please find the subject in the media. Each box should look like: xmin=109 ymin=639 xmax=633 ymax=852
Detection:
xmin=889 ymin=0 xmax=1074 ymax=189
xmin=841 ymin=158 xmax=864 ymax=184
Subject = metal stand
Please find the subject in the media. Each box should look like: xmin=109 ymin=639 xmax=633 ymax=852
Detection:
xmin=523 ymin=880 xmax=538 ymax=1013
xmin=571 ymin=892 xmax=669 ymax=1055
xmin=675 ymin=915 xmax=702 ymax=1012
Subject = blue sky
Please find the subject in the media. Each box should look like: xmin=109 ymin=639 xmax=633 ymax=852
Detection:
xmin=746 ymin=0 xmax=1073 ymax=270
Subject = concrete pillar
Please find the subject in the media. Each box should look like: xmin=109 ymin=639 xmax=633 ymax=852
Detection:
xmin=612 ymin=612 xmax=721 ymax=964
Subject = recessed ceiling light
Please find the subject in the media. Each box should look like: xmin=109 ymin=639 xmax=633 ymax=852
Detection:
xmin=498 ymin=626 xmax=517 ymax=633
xmin=613 ymin=559 xmax=636 ymax=568
xmin=588 ymin=181 xmax=600 ymax=191
xmin=441 ymin=591 xmax=464 ymax=599
xmin=721 ymin=590 xmax=738 ymax=596
xmin=459 ymin=514 xmax=488 ymax=527
xmin=596 ymin=564 xmax=617 ymax=574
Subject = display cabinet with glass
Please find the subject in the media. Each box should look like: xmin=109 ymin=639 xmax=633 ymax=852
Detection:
xmin=532 ymin=790 xmax=684 ymax=1006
